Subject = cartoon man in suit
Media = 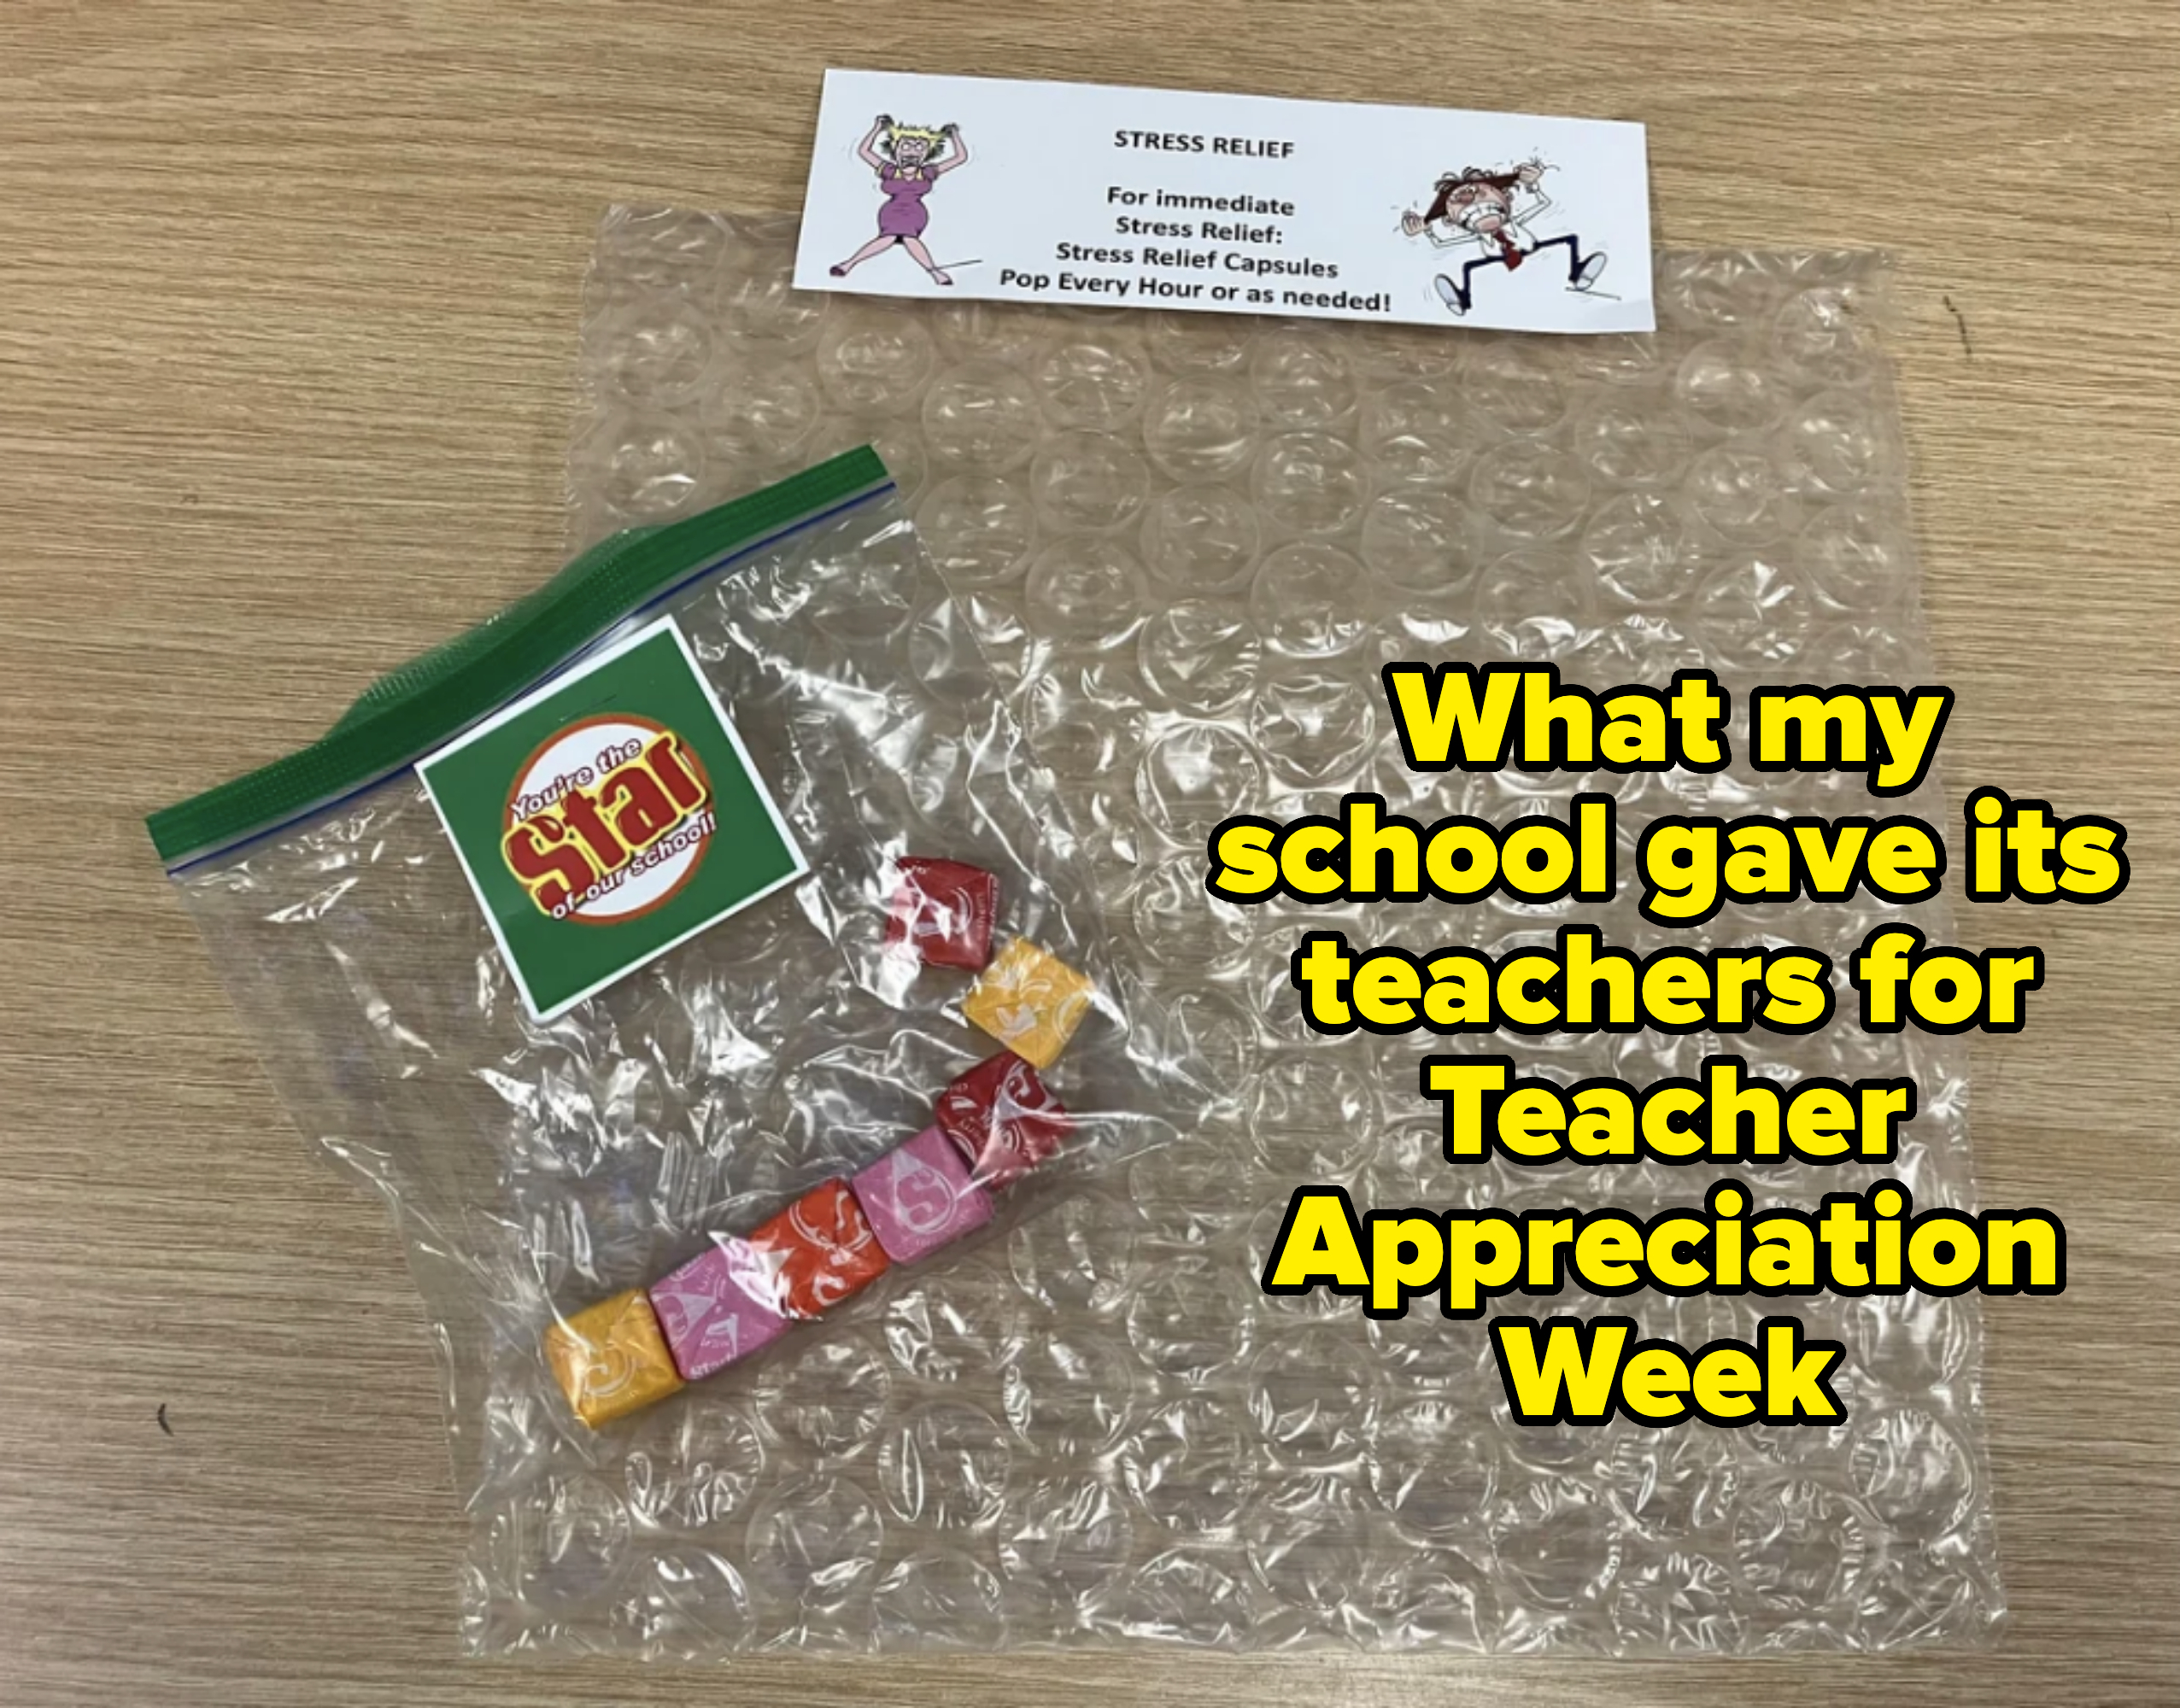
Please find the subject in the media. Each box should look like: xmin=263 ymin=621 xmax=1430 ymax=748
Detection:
xmin=1402 ymin=158 xmax=1607 ymax=316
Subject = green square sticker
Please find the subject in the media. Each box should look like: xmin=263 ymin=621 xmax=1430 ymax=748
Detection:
xmin=419 ymin=616 xmax=807 ymax=1019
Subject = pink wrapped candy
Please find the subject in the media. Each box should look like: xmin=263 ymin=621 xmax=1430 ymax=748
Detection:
xmin=851 ymin=1125 xmax=994 ymax=1265
xmin=647 ymin=1237 xmax=792 ymax=1381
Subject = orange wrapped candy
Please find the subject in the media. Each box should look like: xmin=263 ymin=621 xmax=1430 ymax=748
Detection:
xmin=747 ymin=1179 xmax=892 ymax=1318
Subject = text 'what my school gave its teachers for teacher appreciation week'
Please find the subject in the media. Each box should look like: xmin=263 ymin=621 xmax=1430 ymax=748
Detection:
xmin=1230 ymin=663 xmax=2123 ymax=1427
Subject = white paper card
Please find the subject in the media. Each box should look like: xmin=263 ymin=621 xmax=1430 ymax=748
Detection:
xmin=796 ymin=69 xmax=1652 ymax=335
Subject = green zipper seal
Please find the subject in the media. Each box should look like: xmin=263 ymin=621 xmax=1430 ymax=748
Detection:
xmin=149 ymin=445 xmax=891 ymax=871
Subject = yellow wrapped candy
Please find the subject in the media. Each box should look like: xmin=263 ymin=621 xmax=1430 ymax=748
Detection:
xmin=961 ymin=936 xmax=1093 ymax=1069
xmin=542 ymin=1289 xmax=684 ymax=1427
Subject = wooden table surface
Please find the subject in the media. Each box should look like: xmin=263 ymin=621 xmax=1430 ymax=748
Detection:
xmin=3 ymin=3 xmax=2177 ymax=1704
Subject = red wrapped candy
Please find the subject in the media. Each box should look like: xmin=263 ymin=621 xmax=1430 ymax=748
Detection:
xmin=935 ymin=1050 xmax=1074 ymax=1188
xmin=885 ymin=856 xmax=999 ymax=971
xmin=747 ymin=1179 xmax=892 ymax=1318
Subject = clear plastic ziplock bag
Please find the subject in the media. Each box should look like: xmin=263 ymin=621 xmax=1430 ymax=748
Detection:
xmin=150 ymin=446 xmax=1207 ymax=1652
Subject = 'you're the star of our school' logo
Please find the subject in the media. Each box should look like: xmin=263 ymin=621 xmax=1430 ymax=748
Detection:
xmin=420 ymin=617 xmax=806 ymax=1020
xmin=500 ymin=717 xmax=716 ymax=922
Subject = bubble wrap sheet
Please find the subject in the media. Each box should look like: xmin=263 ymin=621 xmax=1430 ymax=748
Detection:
xmin=554 ymin=213 xmax=2001 ymax=1655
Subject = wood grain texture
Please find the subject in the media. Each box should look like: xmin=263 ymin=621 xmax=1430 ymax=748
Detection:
xmin=3 ymin=3 xmax=2177 ymax=1702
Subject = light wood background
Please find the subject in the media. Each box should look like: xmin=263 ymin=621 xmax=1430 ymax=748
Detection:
xmin=3 ymin=3 xmax=2177 ymax=1704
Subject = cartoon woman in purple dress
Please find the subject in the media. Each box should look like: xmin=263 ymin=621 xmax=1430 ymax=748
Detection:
xmin=830 ymin=114 xmax=970 ymax=285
